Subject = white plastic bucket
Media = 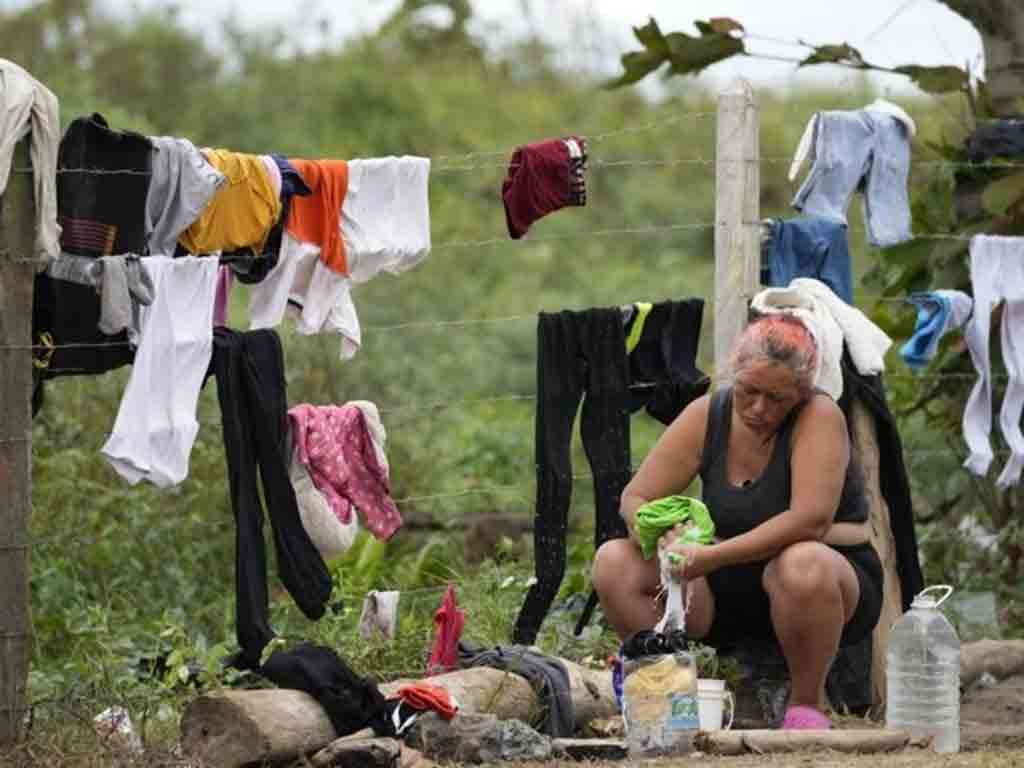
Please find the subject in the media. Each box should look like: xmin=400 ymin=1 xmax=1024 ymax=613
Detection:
xmin=697 ymin=678 xmax=734 ymax=732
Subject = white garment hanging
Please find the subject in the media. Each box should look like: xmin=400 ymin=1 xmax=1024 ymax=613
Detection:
xmin=101 ymin=257 xmax=219 ymax=487
xmin=248 ymin=233 xmax=361 ymax=359
xmin=289 ymin=439 xmax=359 ymax=560
xmin=788 ymin=99 xmax=916 ymax=182
xmin=344 ymin=156 xmax=432 ymax=284
xmin=347 ymin=400 xmax=389 ymax=474
xmin=359 ymin=590 xmax=400 ymax=641
xmin=962 ymin=235 xmax=1024 ymax=488
xmin=936 ymin=289 xmax=975 ymax=335
xmin=750 ymin=278 xmax=892 ymax=399
xmin=0 ymin=58 xmax=61 ymax=264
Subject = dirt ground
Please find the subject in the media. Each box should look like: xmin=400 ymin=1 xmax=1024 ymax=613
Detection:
xmin=506 ymin=676 xmax=1024 ymax=768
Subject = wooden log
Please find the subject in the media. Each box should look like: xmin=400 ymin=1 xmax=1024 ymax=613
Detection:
xmin=851 ymin=399 xmax=905 ymax=711
xmin=307 ymin=737 xmax=400 ymax=768
xmin=961 ymin=639 xmax=1024 ymax=689
xmin=694 ymin=728 xmax=914 ymax=756
xmin=181 ymin=659 xmax=615 ymax=768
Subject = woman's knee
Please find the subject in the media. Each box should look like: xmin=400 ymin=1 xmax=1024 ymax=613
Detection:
xmin=592 ymin=538 xmax=647 ymax=595
xmin=763 ymin=541 xmax=840 ymax=601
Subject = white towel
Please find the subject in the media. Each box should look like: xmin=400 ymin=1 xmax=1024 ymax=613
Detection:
xmin=750 ymin=278 xmax=892 ymax=399
xmin=0 ymin=59 xmax=60 ymax=264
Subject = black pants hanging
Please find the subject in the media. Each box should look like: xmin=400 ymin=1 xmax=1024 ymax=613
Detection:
xmin=513 ymin=302 xmax=709 ymax=644
xmin=512 ymin=308 xmax=631 ymax=645
xmin=208 ymin=328 xmax=332 ymax=668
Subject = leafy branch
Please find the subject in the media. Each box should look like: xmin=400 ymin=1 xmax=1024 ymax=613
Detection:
xmin=606 ymin=17 xmax=968 ymax=96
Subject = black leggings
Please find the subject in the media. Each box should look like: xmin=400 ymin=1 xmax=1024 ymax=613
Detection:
xmin=703 ymin=542 xmax=883 ymax=649
xmin=209 ymin=328 xmax=332 ymax=668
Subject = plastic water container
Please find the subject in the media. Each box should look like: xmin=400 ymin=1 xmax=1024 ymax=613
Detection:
xmin=622 ymin=652 xmax=698 ymax=758
xmin=886 ymin=585 xmax=961 ymax=753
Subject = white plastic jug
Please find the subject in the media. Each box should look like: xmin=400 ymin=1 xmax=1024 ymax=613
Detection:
xmin=885 ymin=585 xmax=961 ymax=753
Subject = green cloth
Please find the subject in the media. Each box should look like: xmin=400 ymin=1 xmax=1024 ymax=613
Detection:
xmin=634 ymin=495 xmax=715 ymax=560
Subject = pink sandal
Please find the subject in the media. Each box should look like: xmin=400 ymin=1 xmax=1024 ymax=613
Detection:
xmin=781 ymin=705 xmax=832 ymax=730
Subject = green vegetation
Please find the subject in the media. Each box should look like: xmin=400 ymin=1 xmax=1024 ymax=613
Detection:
xmin=0 ymin=1 xmax=1015 ymax=764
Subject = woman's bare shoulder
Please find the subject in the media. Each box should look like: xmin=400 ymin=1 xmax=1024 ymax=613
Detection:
xmin=793 ymin=393 xmax=847 ymax=436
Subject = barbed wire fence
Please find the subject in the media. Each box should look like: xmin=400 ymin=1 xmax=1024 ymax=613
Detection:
xmin=0 ymin=82 xmax=1007 ymax=738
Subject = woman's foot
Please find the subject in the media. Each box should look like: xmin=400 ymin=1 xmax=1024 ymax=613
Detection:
xmin=781 ymin=704 xmax=831 ymax=730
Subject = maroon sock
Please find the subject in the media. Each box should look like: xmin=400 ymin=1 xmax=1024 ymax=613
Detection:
xmin=502 ymin=136 xmax=587 ymax=239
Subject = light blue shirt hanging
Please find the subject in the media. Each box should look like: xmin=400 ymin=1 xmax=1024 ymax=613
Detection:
xmin=899 ymin=290 xmax=973 ymax=371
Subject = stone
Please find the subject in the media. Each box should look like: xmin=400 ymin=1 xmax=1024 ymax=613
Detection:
xmin=406 ymin=712 xmax=552 ymax=764
xmin=399 ymin=744 xmax=438 ymax=768
xmin=307 ymin=736 xmax=400 ymax=767
xmin=583 ymin=715 xmax=625 ymax=738
xmin=552 ymin=737 xmax=628 ymax=761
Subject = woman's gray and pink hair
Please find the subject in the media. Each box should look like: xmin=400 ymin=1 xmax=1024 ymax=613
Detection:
xmin=728 ymin=314 xmax=819 ymax=396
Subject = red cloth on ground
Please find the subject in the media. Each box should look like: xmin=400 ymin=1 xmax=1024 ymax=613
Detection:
xmin=426 ymin=583 xmax=465 ymax=676
xmin=397 ymin=681 xmax=457 ymax=720
xmin=501 ymin=136 xmax=586 ymax=239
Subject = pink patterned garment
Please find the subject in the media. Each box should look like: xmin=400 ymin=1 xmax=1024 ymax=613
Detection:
xmin=287 ymin=403 xmax=402 ymax=541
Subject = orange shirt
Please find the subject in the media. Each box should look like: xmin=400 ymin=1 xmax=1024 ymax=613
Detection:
xmin=286 ymin=159 xmax=349 ymax=275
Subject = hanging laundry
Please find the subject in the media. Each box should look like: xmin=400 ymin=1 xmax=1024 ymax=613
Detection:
xmin=513 ymin=299 xmax=708 ymax=645
xmin=502 ymin=136 xmax=587 ymax=239
xmin=963 ymin=235 xmax=1024 ymax=488
xmin=287 ymin=403 xmax=402 ymax=540
xmin=750 ymin=278 xmax=892 ymax=400
xmin=248 ymin=157 xmax=430 ymax=358
xmin=899 ymin=290 xmax=973 ymax=371
xmin=964 ymin=118 xmax=1024 ymax=164
xmin=260 ymin=643 xmax=391 ymax=737
xmin=206 ymin=328 xmax=332 ymax=670
xmin=58 ymin=113 xmax=153 ymax=257
xmin=31 ymin=271 xmax=135 ymax=399
xmin=212 ymin=265 xmax=232 ymax=327
xmin=144 ymin=136 xmax=226 ymax=257
xmin=101 ymin=257 xmax=218 ymax=487
xmin=359 ymin=590 xmax=400 ymax=641
xmin=458 ymin=641 xmax=574 ymax=737
xmin=624 ymin=299 xmax=710 ymax=425
xmin=46 ymin=254 xmax=154 ymax=343
xmin=344 ymin=156 xmax=432 ymax=283
xmin=763 ymin=217 xmax=853 ymax=303
xmin=395 ymin=682 xmax=458 ymax=719
xmin=177 ymin=149 xmax=281 ymax=255
xmin=248 ymin=233 xmax=360 ymax=358
xmin=286 ymin=158 xmax=350 ymax=274
xmin=289 ymin=436 xmax=359 ymax=561
xmin=427 ymin=584 xmax=465 ymax=676
xmin=503 ymin=136 xmax=587 ymax=238
xmin=789 ymin=100 xmax=914 ymax=248
xmin=221 ymin=154 xmax=312 ymax=285
xmin=0 ymin=59 xmax=60 ymax=264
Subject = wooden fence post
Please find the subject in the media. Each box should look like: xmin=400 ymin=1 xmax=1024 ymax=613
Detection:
xmin=713 ymin=79 xmax=760 ymax=375
xmin=0 ymin=137 xmax=36 ymax=744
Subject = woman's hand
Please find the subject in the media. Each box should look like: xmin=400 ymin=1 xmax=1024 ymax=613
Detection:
xmin=660 ymin=526 xmax=719 ymax=579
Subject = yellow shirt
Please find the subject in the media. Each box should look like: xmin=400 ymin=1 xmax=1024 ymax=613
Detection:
xmin=178 ymin=149 xmax=282 ymax=254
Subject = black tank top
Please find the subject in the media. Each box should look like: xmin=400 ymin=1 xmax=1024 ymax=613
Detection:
xmin=698 ymin=387 xmax=867 ymax=540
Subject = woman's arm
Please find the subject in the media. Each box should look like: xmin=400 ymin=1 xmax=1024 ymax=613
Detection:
xmin=620 ymin=394 xmax=710 ymax=538
xmin=676 ymin=396 xmax=849 ymax=576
